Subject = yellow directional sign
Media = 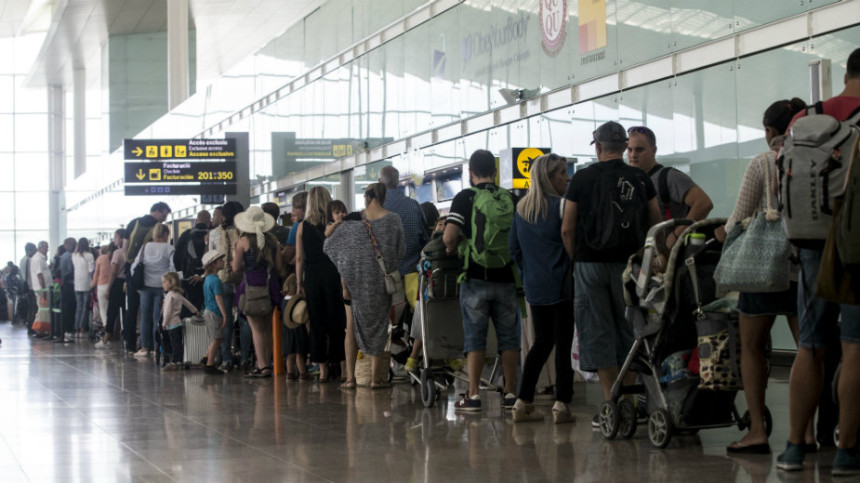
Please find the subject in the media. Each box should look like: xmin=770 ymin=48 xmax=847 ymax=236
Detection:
xmin=512 ymin=147 xmax=551 ymax=189
xmin=149 ymin=168 xmax=161 ymax=181
xmin=124 ymin=139 xmax=237 ymax=160
xmin=135 ymin=169 xmax=146 ymax=180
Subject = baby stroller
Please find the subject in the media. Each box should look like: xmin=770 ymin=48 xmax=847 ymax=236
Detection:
xmin=598 ymin=218 xmax=771 ymax=448
xmin=408 ymin=234 xmax=501 ymax=408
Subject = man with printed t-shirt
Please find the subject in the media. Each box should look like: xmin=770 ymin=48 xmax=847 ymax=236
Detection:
xmin=561 ymin=121 xmax=662 ymax=425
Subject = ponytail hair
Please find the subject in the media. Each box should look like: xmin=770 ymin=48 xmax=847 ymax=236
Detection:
xmin=763 ymin=97 xmax=807 ymax=134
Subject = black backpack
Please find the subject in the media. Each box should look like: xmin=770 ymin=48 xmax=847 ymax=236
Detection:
xmin=181 ymin=227 xmax=208 ymax=278
xmin=584 ymin=165 xmax=650 ymax=252
xmin=653 ymin=165 xmax=687 ymax=220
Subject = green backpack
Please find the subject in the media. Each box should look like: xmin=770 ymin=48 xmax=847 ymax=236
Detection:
xmin=459 ymin=185 xmax=515 ymax=271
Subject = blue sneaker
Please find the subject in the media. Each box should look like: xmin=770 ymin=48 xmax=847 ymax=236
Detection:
xmin=833 ymin=447 xmax=860 ymax=477
xmin=777 ymin=441 xmax=805 ymax=471
xmin=454 ymin=393 xmax=481 ymax=412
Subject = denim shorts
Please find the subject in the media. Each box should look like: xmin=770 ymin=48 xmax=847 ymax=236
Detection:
xmin=573 ymin=262 xmax=633 ymax=371
xmin=459 ymin=278 xmax=520 ymax=353
xmin=797 ymin=248 xmax=860 ymax=348
xmin=737 ymin=282 xmax=799 ymax=317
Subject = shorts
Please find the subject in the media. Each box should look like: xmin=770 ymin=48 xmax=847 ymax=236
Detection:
xmin=797 ymin=248 xmax=860 ymax=348
xmin=737 ymin=282 xmax=799 ymax=317
xmin=203 ymin=310 xmax=223 ymax=341
xmin=573 ymin=262 xmax=633 ymax=371
xmin=459 ymin=278 xmax=520 ymax=353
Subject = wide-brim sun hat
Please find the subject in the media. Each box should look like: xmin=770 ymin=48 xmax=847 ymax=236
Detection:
xmin=283 ymin=294 xmax=309 ymax=329
xmin=234 ymin=205 xmax=276 ymax=249
xmin=201 ymin=250 xmax=225 ymax=268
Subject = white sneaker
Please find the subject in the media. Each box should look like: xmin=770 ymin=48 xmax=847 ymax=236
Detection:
xmin=552 ymin=401 xmax=576 ymax=424
xmin=94 ymin=340 xmax=110 ymax=349
xmin=65 ymin=332 xmax=74 ymax=340
xmin=132 ymin=350 xmax=150 ymax=359
xmin=511 ymin=399 xmax=544 ymax=423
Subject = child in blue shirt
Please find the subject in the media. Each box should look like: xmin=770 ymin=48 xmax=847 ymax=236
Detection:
xmin=201 ymin=251 xmax=229 ymax=375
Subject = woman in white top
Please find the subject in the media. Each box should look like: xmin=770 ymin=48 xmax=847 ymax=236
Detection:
xmin=131 ymin=223 xmax=176 ymax=358
xmin=71 ymin=238 xmax=95 ymax=339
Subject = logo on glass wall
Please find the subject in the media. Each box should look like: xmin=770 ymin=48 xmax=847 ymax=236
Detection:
xmin=578 ymin=0 xmax=607 ymax=62
xmin=540 ymin=0 xmax=567 ymax=57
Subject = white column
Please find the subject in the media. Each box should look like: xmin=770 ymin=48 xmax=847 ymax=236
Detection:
xmin=48 ymin=85 xmax=65 ymax=250
xmin=167 ymin=0 xmax=189 ymax=110
xmin=73 ymin=68 xmax=85 ymax=178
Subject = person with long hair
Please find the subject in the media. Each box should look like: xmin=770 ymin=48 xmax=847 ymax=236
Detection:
xmin=233 ymin=206 xmax=285 ymax=377
xmin=508 ymin=154 xmax=575 ymax=423
xmin=91 ymin=245 xmax=112 ymax=340
xmin=721 ymin=98 xmax=811 ymax=454
xmin=296 ymin=187 xmax=346 ymax=382
xmin=131 ymin=223 xmax=175 ymax=358
xmin=325 ymin=183 xmax=405 ymax=388
xmin=71 ymin=237 xmax=95 ymax=339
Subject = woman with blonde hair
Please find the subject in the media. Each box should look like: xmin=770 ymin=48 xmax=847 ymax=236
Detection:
xmin=508 ymin=153 xmax=575 ymax=423
xmin=232 ymin=206 xmax=284 ymax=377
xmin=296 ymin=187 xmax=346 ymax=382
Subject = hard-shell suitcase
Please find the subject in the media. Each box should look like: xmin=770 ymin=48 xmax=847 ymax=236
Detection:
xmin=183 ymin=316 xmax=209 ymax=365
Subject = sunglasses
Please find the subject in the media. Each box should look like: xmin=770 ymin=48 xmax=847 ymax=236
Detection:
xmin=627 ymin=126 xmax=656 ymax=144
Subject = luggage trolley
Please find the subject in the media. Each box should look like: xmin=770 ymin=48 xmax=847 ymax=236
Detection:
xmin=408 ymin=247 xmax=501 ymax=408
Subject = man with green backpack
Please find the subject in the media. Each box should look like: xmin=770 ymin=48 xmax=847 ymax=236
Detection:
xmin=443 ymin=149 xmax=521 ymax=412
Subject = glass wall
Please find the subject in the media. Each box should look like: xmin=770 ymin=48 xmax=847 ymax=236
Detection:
xmin=0 ymin=34 xmax=50 ymax=262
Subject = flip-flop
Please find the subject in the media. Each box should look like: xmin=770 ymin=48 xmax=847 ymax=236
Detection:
xmin=340 ymin=379 xmax=357 ymax=390
xmin=726 ymin=441 xmax=771 ymax=454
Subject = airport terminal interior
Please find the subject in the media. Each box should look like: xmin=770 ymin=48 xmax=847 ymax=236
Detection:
xmin=1 ymin=0 xmax=859 ymax=481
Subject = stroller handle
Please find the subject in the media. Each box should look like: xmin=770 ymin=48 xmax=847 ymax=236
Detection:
xmin=636 ymin=219 xmax=694 ymax=296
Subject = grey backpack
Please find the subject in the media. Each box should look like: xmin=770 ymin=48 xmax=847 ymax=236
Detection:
xmin=776 ymin=103 xmax=860 ymax=249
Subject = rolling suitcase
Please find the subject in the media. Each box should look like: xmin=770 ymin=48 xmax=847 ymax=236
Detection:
xmin=182 ymin=315 xmax=208 ymax=366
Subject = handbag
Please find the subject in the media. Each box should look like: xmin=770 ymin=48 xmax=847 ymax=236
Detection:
xmin=238 ymin=270 xmax=273 ymax=316
xmin=217 ymin=228 xmax=243 ymax=286
xmin=130 ymin=243 xmax=147 ymax=291
xmin=354 ymin=329 xmax=393 ymax=387
xmin=696 ymin=311 xmax=742 ymax=391
xmin=714 ymin=154 xmax=791 ymax=293
xmin=361 ymin=211 xmax=406 ymax=305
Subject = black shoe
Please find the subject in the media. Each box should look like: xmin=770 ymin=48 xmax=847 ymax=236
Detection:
xmin=204 ymin=365 xmax=225 ymax=375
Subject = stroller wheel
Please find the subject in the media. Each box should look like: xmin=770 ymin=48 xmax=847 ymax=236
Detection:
xmin=648 ymin=408 xmax=674 ymax=448
xmin=618 ymin=399 xmax=638 ymax=439
xmin=420 ymin=370 xmax=436 ymax=409
xmin=598 ymin=401 xmax=620 ymax=440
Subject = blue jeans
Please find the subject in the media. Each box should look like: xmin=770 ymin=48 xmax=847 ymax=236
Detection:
xmin=139 ymin=287 xmax=164 ymax=351
xmin=797 ymin=248 xmax=860 ymax=348
xmin=459 ymin=278 xmax=520 ymax=353
xmin=74 ymin=291 xmax=90 ymax=331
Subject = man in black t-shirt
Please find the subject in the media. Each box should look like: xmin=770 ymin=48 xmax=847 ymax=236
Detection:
xmin=444 ymin=149 xmax=520 ymax=413
xmin=561 ymin=121 xmax=661 ymax=418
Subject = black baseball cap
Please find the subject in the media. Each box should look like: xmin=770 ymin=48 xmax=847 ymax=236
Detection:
xmin=590 ymin=121 xmax=628 ymax=145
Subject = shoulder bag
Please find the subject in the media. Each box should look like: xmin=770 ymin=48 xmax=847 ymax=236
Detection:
xmin=362 ymin=211 xmax=406 ymax=305
xmin=130 ymin=243 xmax=147 ymax=291
xmin=714 ymin=153 xmax=791 ymax=293
xmin=238 ymin=269 xmax=273 ymax=316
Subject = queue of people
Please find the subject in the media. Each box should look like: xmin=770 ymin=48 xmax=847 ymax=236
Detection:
xmin=3 ymin=46 xmax=859 ymax=480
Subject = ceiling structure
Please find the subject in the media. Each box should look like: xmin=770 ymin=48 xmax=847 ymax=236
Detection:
xmin=11 ymin=0 xmax=322 ymax=89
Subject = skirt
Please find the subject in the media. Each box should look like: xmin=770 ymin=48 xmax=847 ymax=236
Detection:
xmin=737 ymin=282 xmax=799 ymax=317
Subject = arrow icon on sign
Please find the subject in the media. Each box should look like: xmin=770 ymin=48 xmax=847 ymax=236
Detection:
xmin=136 ymin=169 xmax=146 ymax=180
xmin=132 ymin=147 xmax=143 ymax=157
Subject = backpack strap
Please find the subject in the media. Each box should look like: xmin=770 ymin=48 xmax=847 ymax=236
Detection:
xmin=657 ymin=165 xmax=672 ymax=207
xmin=846 ymin=105 xmax=860 ymax=126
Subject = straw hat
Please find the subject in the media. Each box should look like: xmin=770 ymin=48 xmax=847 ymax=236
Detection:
xmin=201 ymin=250 xmax=225 ymax=268
xmin=283 ymin=294 xmax=309 ymax=329
xmin=234 ymin=205 xmax=275 ymax=250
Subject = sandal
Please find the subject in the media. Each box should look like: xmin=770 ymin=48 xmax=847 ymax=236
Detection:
xmin=340 ymin=378 xmax=357 ymax=390
xmin=370 ymin=380 xmax=391 ymax=390
xmin=299 ymin=372 xmax=312 ymax=382
xmin=286 ymin=373 xmax=297 ymax=382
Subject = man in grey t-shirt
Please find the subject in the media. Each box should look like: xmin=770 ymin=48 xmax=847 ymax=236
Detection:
xmin=626 ymin=125 xmax=713 ymax=246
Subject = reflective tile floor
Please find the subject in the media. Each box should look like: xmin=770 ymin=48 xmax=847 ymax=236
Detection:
xmin=0 ymin=321 xmax=845 ymax=482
